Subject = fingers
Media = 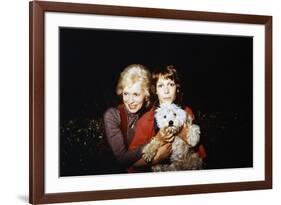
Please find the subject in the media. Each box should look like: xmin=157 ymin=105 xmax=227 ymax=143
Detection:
xmin=158 ymin=128 xmax=174 ymax=143
xmin=163 ymin=143 xmax=171 ymax=148
xmin=160 ymin=129 xmax=169 ymax=137
xmin=165 ymin=136 xmax=174 ymax=143
xmin=161 ymin=128 xmax=171 ymax=135
xmin=169 ymin=147 xmax=172 ymax=154
xmin=165 ymin=133 xmax=174 ymax=142
xmin=165 ymin=143 xmax=172 ymax=154
xmin=164 ymin=143 xmax=172 ymax=151
xmin=161 ymin=128 xmax=172 ymax=136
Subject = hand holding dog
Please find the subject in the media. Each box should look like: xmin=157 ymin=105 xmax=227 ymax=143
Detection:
xmin=178 ymin=123 xmax=188 ymax=143
xmin=178 ymin=123 xmax=200 ymax=147
xmin=155 ymin=128 xmax=174 ymax=143
xmin=153 ymin=143 xmax=172 ymax=165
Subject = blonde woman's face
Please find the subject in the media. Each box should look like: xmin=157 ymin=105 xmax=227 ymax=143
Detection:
xmin=122 ymin=82 xmax=146 ymax=113
xmin=156 ymin=77 xmax=177 ymax=104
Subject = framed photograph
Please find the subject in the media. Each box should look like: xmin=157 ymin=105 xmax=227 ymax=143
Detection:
xmin=29 ymin=1 xmax=272 ymax=204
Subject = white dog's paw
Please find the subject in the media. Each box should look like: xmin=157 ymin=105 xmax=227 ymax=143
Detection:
xmin=187 ymin=124 xmax=201 ymax=147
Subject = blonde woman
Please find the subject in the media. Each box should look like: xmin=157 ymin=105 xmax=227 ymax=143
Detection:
xmin=103 ymin=64 xmax=171 ymax=172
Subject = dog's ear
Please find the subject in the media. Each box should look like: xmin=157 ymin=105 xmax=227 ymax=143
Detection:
xmin=176 ymin=108 xmax=187 ymax=126
xmin=155 ymin=106 xmax=166 ymax=129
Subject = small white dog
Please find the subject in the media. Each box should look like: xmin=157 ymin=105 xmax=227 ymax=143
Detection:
xmin=142 ymin=103 xmax=202 ymax=171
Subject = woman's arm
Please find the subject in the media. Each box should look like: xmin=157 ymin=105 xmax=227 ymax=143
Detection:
xmin=103 ymin=108 xmax=142 ymax=167
xmin=132 ymin=143 xmax=172 ymax=168
xmin=131 ymin=128 xmax=174 ymax=168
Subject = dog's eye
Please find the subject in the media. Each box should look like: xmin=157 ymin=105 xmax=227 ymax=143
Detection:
xmin=164 ymin=115 xmax=166 ymax=119
xmin=174 ymin=113 xmax=177 ymax=117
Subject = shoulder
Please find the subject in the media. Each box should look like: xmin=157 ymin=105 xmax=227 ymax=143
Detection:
xmin=103 ymin=107 xmax=121 ymax=122
xmin=183 ymin=105 xmax=195 ymax=120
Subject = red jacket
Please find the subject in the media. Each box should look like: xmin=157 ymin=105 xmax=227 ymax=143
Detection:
xmin=129 ymin=106 xmax=206 ymax=159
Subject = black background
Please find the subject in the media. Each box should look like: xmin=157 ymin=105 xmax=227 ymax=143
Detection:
xmin=59 ymin=27 xmax=253 ymax=176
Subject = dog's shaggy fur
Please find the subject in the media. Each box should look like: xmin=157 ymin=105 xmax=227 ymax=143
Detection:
xmin=142 ymin=103 xmax=202 ymax=172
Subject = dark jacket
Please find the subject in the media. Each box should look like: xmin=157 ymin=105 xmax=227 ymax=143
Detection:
xmin=103 ymin=104 xmax=143 ymax=168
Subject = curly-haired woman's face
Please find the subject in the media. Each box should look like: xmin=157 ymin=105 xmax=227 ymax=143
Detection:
xmin=156 ymin=77 xmax=177 ymax=105
xmin=122 ymin=82 xmax=146 ymax=113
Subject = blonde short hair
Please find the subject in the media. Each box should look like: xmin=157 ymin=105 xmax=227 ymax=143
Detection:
xmin=116 ymin=64 xmax=151 ymax=107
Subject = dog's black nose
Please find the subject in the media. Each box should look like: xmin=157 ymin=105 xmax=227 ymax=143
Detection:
xmin=169 ymin=120 xmax=174 ymax=126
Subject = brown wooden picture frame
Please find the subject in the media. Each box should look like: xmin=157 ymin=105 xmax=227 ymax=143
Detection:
xmin=29 ymin=1 xmax=272 ymax=204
